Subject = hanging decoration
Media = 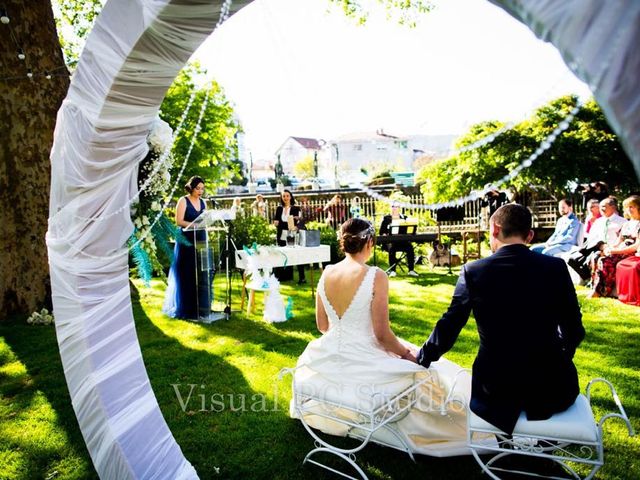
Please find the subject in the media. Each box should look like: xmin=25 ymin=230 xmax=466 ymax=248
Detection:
xmin=359 ymin=98 xmax=584 ymax=212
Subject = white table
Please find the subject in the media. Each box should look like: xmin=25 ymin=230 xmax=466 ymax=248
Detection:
xmin=235 ymin=245 xmax=331 ymax=312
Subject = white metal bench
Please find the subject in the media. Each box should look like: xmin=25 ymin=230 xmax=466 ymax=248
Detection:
xmin=281 ymin=368 xmax=468 ymax=480
xmin=467 ymin=378 xmax=634 ymax=479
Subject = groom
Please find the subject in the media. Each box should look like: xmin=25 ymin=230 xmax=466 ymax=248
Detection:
xmin=416 ymin=204 xmax=585 ymax=434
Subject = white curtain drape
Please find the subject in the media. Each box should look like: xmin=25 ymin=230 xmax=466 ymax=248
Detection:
xmin=491 ymin=0 xmax=640 ymax=178
xmin=47 ymin=1 xmax=251 ymax=478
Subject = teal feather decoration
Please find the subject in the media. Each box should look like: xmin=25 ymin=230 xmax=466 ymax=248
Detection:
xmin=128 ymin=232 xmax=153 ymax=286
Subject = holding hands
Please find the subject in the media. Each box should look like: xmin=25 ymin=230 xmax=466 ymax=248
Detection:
xmin=400 ymin=347 xmax=419 ymax=363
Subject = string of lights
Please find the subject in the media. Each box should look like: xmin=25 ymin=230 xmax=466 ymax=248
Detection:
xmin=0 ymin=3 xmax=71 ymax=82
xmin=3 ymin=1 xmax=593 ymax=247
xmin=64 ymin=89 xmax=198 ymax=223
xmin=128 ymin=88 xmax=213 ymax=253
xmin=356 ymin=98 xmax=585 ymax=212
xmin=59 ymin=86 xmax=213 ymax=261
xmin=423 ymin=73 xmax=586 ymax=160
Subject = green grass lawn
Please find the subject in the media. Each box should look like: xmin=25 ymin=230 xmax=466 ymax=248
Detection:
xmin=1 ymin=265 xmax=639 ymax=479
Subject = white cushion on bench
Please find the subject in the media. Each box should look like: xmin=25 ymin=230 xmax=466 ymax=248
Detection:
xmin=469 ymin=394 xmax=598 ymax=443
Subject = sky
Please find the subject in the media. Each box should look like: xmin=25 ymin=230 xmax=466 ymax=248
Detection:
xmin=193 ymin=0 xmax=591 ymax=161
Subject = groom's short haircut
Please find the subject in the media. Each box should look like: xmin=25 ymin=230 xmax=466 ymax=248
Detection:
xmin=491 ymin=204 xmax=532 ymax=240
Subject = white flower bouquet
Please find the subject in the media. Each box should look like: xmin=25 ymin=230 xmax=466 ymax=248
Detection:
xmin=27 ymin=308 xmax=55 ymax=325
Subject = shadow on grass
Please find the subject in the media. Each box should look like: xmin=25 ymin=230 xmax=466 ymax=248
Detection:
xmin=130 ymin=283 xmax=309 ymax=479
xmin=0 ymin=319 xmax=98 ymax=479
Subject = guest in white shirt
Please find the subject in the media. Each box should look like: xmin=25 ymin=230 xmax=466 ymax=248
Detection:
xmin=589 ymin=197 xmax=627 ymax=246
xmin=566 ymin=197 xmax=626 ymax=282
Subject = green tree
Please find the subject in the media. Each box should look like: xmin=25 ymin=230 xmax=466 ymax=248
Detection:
xmin=329 ymin=0 xmax=433 ymax=27
xmin=159 ymin=63 xmax=241 ymax=194
xmin=417 ymin=96 xmax=636 ymax=203
xmin=53 ymin=0 xmax=104 ymax=66
xmin=294 ymin=155 xmax=315 ymax=179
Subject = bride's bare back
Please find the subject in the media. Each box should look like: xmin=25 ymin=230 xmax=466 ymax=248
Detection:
xmin=322 ymin=261 xmax=369 ymax=319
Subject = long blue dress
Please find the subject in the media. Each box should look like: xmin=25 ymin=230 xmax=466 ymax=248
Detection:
xmin=163 ymin=197 xmax=206 ymax=319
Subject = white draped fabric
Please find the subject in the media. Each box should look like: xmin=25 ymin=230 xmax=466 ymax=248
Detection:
xmin=47 ymin=0 xmax=638 ymax=478
xmin=491 ymin=0 xmax=640 ymax=178
xmin=47 ymin=1 xmax=250 ymax=478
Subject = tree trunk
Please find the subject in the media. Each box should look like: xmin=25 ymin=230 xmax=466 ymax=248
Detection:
xmin=0 ymin=0 xmax=69 ymax=318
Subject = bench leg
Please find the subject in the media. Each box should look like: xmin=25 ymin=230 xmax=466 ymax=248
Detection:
xmin=304 ymin=447 xmax=368 ymax=480
xmin=469 ymin=431 xmax=603 ymax=480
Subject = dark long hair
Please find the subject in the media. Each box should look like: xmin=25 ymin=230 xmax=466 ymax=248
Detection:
xmin=280 ymin=189 xmax=295 ymax=206
xmin=185 ymin=176 xmax=205 ymax=194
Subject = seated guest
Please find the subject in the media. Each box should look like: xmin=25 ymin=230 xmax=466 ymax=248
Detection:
xmin=417 ymin=204 xmax=585 ymax=434
xmin=584 ymin=198 xmax=602 ymax=237
xmin=530 ymin=198 xmax=581 ymax=257
xmin=297 ymin=195 xmax=316 ymax=228
xmin=590 ymin=195 xmax=640 ymax=298
xmin=616 ymin=248 xmax=640 ymax=306
xmin=379 ymin=202 xmax=418 ymax=278
xmin=566 ymin=197 xmax=626 ymax=282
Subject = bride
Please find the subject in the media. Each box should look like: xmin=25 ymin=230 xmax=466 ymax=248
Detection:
xmin=289 ymin=218 xmax=474 ymax=457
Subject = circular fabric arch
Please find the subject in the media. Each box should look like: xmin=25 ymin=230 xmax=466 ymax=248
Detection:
xmin=47 ymin=1 xmax=251 ymax=478
xmin=47 ymin=1 xmax=639 ymax=478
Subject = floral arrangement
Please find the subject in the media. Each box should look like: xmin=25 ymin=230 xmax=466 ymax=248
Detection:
xmin=129 ymin=117 xmax=188 ymax=283
xmin=27 ymin=308 xmax=54 ymax=325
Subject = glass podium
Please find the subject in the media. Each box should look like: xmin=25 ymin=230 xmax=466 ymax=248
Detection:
xmin=183 ymin=208 xmax=235 ymax=322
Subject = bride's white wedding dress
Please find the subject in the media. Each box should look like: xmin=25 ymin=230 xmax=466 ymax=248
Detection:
xmin=290 ymin=265 xmax=474 ymax=457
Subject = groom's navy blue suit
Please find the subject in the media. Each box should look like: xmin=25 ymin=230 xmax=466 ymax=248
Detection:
xmin=417 ymin=244 xmax=585 ymax=434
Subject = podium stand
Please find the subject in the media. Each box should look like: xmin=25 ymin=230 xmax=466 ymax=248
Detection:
xmin=184 ymin=208 xmax=235 ymax=322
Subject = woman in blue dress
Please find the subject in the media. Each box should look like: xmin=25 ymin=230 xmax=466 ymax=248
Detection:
xmin=163 ymin=176 xmax=207 ymax=318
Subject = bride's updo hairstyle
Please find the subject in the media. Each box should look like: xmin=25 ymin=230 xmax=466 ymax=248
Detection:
xmin=339 ymin=218 xmax=376 ymax=254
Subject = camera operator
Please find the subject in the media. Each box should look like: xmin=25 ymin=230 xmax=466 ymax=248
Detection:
xmin=577 ymin=181 xmax=609 ymax=210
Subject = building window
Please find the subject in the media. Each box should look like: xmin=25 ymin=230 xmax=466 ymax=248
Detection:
xmin=353 ymin=144 xmax=362 ymax=151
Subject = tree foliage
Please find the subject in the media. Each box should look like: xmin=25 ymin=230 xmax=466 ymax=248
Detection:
xmin=329 ymin=0 xmax=433 ymax=27
xmin=417 ymin=96 xmax=636 ymax=203
xmin=160 ymin=63 xmax=241 ymax=195
xmin=294 ymin=155 xmax=315 ymax=179
xmin=52 ymin=0 xmax=104 ymax=66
